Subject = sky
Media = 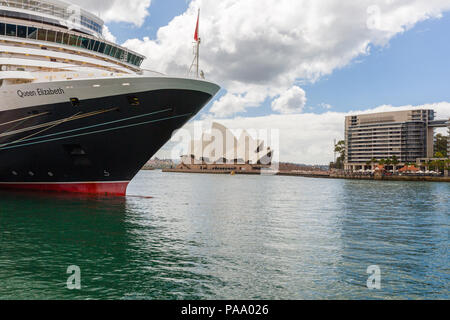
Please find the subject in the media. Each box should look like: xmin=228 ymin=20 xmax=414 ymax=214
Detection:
xmin=70 ymin=0 xmax=450 ymax=164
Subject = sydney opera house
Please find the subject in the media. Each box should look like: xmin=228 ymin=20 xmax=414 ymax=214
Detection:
xmin=178 ymin=122 xmax=273 ymax=172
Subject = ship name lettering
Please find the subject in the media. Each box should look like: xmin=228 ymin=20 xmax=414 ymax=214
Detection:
xmin=17 ymin=88 xmax=65 ymax=98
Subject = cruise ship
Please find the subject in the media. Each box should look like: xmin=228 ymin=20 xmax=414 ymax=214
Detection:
xmin=0 ymin=0 xmax=220 ymax=195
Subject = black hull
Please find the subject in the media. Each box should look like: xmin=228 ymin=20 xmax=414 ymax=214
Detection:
xmin=0 ymin=88 xmax=214 ymax=195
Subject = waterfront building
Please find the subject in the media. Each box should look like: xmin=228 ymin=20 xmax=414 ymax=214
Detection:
xmin=344 ymin=109 xmax=449 ymax=171
xmin=179 ymin=122 xmax=273 ymax=172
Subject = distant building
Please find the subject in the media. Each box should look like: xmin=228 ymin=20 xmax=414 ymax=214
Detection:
xmin=179 ymin=122 xmax=273 ymax=171
xmin=344 ymin=109 xmax=449 ymax=171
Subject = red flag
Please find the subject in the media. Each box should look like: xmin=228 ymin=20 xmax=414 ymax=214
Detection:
xmin=194 ymin=10 xmax=200 ymax=41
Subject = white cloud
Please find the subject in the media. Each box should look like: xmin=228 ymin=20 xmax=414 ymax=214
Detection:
xmin=102 ymin=25 xmax=117 ymax=43
xmin=122 ymin=0 xmax=450 ymax=117
xmin=320 ymin=103 xmax=333 ymax=110
xmin=68 ymin=0 xmax=152 ymax=26
xmin=157 ymin=102 xmax=450 ymax=165
xmin=271 ymin=86 xmax=307 ymax=114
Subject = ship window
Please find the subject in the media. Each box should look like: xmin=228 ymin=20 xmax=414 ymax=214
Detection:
xmin=98 ymin=42 xmax=106 ymax=53
xmin=116 ymin=49 xmax=124 ymax=60
xmin=104 ymin=44 xmax=112 ymax=56
xmin=127 ymin=96 xmax=140 ymax=106
xmin=38 ymin=29 xmax=47 ymax=41
xmin=55 ymin=32 xmax=63 ymax=43
xmin=109 ymin=46 xmax=117 ymax=57
xmin=80 ymin=37 xmax=89 ymax=49
xmin=62 ymin=33 xmax=70 ymax=45
xmin=0 ymin=23 xmax=5 ymax=36
xmin=6 ymin=24 xmax=16 ymax=37
xmin=86 ymin=38 xmax=93 ymax=50
xmin=93 ymin=41 xmax=100 ymax=52
xmin=27 ymin=27 xmax=37 ymax=39
xmin=70 ymin=98 xmax=80 ymax=107
xmin=69 ymin=35 xmax=78 ymax=46
xmin=47 ymin=30 xmax=56 ymax=42
xmin=17 ymin=25 xmax=27 ymax=38
xmin=115 ymin=49 xmax=120 ymax=59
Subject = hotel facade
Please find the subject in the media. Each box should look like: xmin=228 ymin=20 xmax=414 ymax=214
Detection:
xmin=344 ymin=109 xmax=449 ymax=171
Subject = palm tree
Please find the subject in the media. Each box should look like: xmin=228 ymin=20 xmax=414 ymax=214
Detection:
xmin=391 ymin=155 xmax=399 ymax=173
xmin=385 ymin=157 xmax=392 ymax=168
xmin=426 ymin=161 xmax=432 ymax=172
xmin=370 ymin=158 xmax=377 ymax=170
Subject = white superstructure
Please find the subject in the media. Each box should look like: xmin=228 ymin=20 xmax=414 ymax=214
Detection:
xmin=0 ymin=0 xmax=146 ymax=90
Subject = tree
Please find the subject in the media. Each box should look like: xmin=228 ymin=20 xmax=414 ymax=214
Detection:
xmin=435 ymin=151 xmax=445 ymax=159
xmin=385 ymin=157 xmax=392 ymax=167
xmin=370 ymin=158 xmax=377 ymax=167
xmin=332 ymin=140 xmax=346 ymax=169
xmin=391 ymin=155 xmax=399 ymax=173
xmin=434 ymin=134 xmax=448 ymax=158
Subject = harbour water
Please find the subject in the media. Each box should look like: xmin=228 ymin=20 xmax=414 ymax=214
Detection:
xmin=0 ymin=170 xmax=448 ymax=300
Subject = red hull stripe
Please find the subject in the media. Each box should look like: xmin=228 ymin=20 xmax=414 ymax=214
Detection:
xmin=0 ymin=182 xmax=129 ymax=196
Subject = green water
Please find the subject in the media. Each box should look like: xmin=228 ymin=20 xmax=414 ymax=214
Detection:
xmin=0 ymin=170 xmax=448 ymax=299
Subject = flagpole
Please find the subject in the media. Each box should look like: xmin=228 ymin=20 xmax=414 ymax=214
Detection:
xmin=189 ymin=9 xmax=201 ymax=78
xmin=196 ymin=9 xmax=200 ymax=78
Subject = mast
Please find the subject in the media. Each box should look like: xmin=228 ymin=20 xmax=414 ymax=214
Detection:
xmin=189 ymin=9 xmax=201 ymax=78
xmin=196 ymin=31 xmax=200 ymax=78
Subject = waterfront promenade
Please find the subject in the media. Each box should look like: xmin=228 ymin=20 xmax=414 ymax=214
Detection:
xmin=163 ymin=168 xmax=450 ymax=182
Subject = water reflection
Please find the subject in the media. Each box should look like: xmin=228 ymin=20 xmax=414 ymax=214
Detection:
xmin=0 ymin=172 xmax=448 ymax=300
xmin=336 ymin=180 xmax=449 ymax=299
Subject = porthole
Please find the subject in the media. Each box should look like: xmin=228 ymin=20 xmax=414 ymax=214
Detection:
xmin=11 ymin=171 xmax=18 ymax=176
xmin=127 ymin=96 xmax=140 ymax=106
xmin=48 ymin=172 xmax=54 ymax=177
xmin=28 ymin=171 xmax=34 ymax=176
xmin=70 ymin=97 xmax=80 ymax=107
